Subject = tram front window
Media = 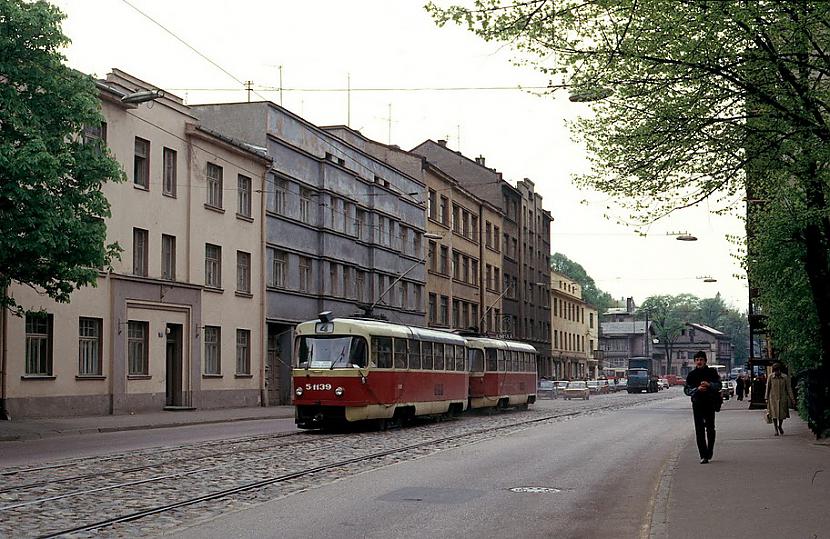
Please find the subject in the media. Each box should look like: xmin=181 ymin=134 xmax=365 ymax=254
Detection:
xmin=297 ymin=336 xmax=368 ymax=369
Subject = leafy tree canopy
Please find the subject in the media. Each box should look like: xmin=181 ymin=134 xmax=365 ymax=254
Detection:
xmin=0 ymin=0 xmax=123 ymax=312
xmin=549 ymin=252 xmax=618 ymax=313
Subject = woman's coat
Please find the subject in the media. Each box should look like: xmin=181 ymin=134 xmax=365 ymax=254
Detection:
xmin=766 ymin=373 xmax=795 ymax=420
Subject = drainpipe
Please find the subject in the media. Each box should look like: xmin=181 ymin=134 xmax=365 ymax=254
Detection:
xmin=1 ymin=285 xmax=9 ymax=420
xmin=260 ymin=169 xmax=268 ymax=407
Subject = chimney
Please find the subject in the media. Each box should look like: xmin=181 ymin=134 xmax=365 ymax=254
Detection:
xmin=626 ymin=297 xmax=635 ymax=314
xmin=437 ymin=139 xmax=447 ymax=147
xmin=475 ymin=155 xmax=486 ymax=166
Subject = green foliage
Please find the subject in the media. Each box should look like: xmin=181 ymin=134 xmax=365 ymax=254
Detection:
xmin=549 ymin=252 xmax=618 ymax=313
xmin=428 ymin=0 xmax=830 ymax=435
xmin=0 ymin=0 xmax=124 ymax=312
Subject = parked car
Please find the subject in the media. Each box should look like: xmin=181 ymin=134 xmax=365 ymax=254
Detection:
xmin=587 ymin=380 xmax=601 ymax=394
xmin=606 ymin=379 xmax=618 ymax=393
xmin=564 ymin=381 xmax=590 ymax=400
xmin=658 ymin=378 xmax=669 ymax=390
xmin=617 ymin=378 xmax=628 ymax=391
xmin=537 ymin=379 xmax=557 ymax=399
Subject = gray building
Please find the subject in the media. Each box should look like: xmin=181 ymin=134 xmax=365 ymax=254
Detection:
xmin=412 ymin=140 xmax=553 ymax=377
xmin=195 ymin=103 xmax=428 ymax=404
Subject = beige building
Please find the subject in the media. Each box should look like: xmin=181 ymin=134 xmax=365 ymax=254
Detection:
xmin=550 ymin=271 xmax=595 ymax=380
xmin=0 ymin=70 xmax=271 ymax=418
xmin=321 ymin=127 xmax=503 ymax=333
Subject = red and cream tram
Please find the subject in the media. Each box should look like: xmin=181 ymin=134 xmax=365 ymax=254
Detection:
xmin=293 ymin=313 xmax=469 ymax=429
xmin=465 ymin=336 xmax=538 ymax=411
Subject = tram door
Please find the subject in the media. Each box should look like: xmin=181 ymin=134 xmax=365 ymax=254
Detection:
xmin=165 ymin=324 xmax=183 ymax=407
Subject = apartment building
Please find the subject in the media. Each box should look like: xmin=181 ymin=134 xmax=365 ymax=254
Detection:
xmin=1 ymin=70 xmax=270 ymax=418
xmin=323 ymin=127 xmax=504 ymax=334
xmin=550 ymin=271 xmax=595 ymax=379
xmin=412 ymin=140 xmax=553 ymax=376
xmin=193 ymin=107 xmax=428 ymax=404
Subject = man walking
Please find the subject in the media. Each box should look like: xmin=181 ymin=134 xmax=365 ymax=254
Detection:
xmin=684 ymin=351 xmax=722 ymax=463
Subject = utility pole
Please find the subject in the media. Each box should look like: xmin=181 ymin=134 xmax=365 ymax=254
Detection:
xmin=244 ymin=80 xmax=253 ymax=103
xmin=279 ymin=65 xmax=283 ymax=106
xmin=346 ymin=73 xmax=351 ymax=127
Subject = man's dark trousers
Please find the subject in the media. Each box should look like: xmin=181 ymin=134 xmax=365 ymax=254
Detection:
xmin=692 ymin=401 xmax=716 ymax=459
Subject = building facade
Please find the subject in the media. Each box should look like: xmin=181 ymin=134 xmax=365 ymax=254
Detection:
xmin=412 ymin=140 xmax=553 ymax=376
xmin=194 ymin=106 xmax=428 ymax=405
xmin=1 ymin=70 xmax=270 ymax=418
xmin=660 ymin=323 xmax=734 ymax=376
xmin=550 ymin=271 xmax=593 ymax=379
xmin=322 ymin=127 xmax=504 ymax=334
xmin=598 ymin=299 xmax=654 ymax=371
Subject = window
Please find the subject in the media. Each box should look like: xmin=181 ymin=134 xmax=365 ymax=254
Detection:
xmin=161 ymin=234 xmax=176 ymax=281
xmin=236 ymin=251 xmax=251 ymax=294
xmin=205 ymin=244 xmax=222 ymax=288
xmin=342 ymin=266 xmax=351 ymax=298
xmin=133 ymin=137 xmax=149 ymax=189
xmin=299 ymin=256 xmax=312 ymax=292
xmin=462 ymin=256 xmax=470 ymax=283
xmin=236 ymin=329 xmax=251 ymax=375
xmin=439 ymin=246 xmax=449 ymax=275
xmin=83 ymin=122 xmax=107 ymax=151
xmin=494 ymin=268 xmax=500 ymax=293
xmin=330 ymin=263 xmax=339 ymax=296
xmin=300 ymin=188 xmax=312 ymax=223
xmin=78 ymin=317 xmax=102 ymax=376
xmin=439 ymin=196 xmax=449 ymax=225
xmin=452 ymin=204 xmax=461 ymax=233
xmin=204 ymin=326 xmax=221 ymax=375
xmin=428 ymin=241 xmax=437 ymax=272
xmin=25 ymin=314 xmax=52 ymax=376
xmin=133 ymin=228 xmax=148 ymax=276
xmin=274 ymin=179 xmax=288 ymax=215
xmin=330 ymin=196 xmax=339 ymax=229
xmin=127 ymin=321 xmax=148 ymax=375
xmin=355 ymin=209 xmax=366 ymax=239
xmin=486 ymin=265 xmax=493 ymax=290
xmin=400 ymin=281 xmax=409 ymax=309
xmin=452 ymin=251 xmax=460 ymax=280
xmin=452 ymin=299 xmax=460 ymax=328
xmin=267 ymin=248 xmax=286 ymax=288
xmin=237 ymin=174 xmax=252 ymax=217
xmin=206 ymin=162 xmax=223 ymax=208
xmin=494 ymin=226 xmax=500 ymax=251
xmin=439 ymin=295 xmax=449 ymax=326
xmin=428 ymin=189 xmax=437 ymax=220
xmin=344 ymin=202 xmax=354 ymax=234
xmin=162 ymin=147 xmax=177 ymax=196
xmin=355 ymin=270 xmax=365 ymax=301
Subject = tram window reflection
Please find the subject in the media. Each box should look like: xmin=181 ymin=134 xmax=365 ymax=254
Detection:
xmin=373 ymin=337 xmax=393 ymax=369
xmin=422 ymin=341 xmax=434 ymax=370
xmin=394 ymin=338 xmax=408 ymax=369
xmin=469 ymin=349 xmax=484 ymax=373
xmin=408 ymin=339 xmax=421 ymax=369
xmin=485 ymin=349 xmax=497 ymax=372
xmin=434 ymin=343 xmax=445 ymax=370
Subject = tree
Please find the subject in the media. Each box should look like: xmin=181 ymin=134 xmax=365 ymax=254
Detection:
xmin=428 ymin=0 xmax=830 ymax=435
xmin=549 ymin=252 xmax=618 ymax=314
xmin=640 ymin=294 xmax=699 ymax=375
xmin=0 ymin=0 xmax=123 ymax=313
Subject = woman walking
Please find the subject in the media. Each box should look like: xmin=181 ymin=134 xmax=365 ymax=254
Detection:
xmin=766 ymin=363 xmax=796 ymax=436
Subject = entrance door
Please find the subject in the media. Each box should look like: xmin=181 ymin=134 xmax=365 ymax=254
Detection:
xmin=166 ymin=323 xmax=183 ymax=407
xmin=266 ymin=331 xmax=281 ymax=406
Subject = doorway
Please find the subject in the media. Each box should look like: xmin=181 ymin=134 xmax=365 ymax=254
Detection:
xmin=165 ymin=323 xmax=183 ymax=407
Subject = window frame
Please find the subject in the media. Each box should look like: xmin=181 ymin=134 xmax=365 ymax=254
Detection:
xmin=25 ymin=313 xmax=53 ymax=376
xmin=205 ymin=243 xmax=222 ymax=289
xmin=237 ymin=174 xmax=252 ymax=218
xmin=133 ymin=137 xmax=150 ymax=189
xmin=133 ymin=228 xmax=149 ymax=277
xmin=236 ymin=250 xmax=251 ymax=294
xmin=78 ymin=317 xmax=103 ymax=376
xmin=236 ymin=329 xmax=251 ymax=375
xmin=161 ymin=234 xmax=176 ymax=281
xmin=127 ymin=320 xmax=149 ymax=376
xmin=206 ymin=162 xmax=224 ymax=209
xmin=162 ymin=147 xmax=177 ymax=197
xmin=204 ymin=326 xmax=222 ymax=375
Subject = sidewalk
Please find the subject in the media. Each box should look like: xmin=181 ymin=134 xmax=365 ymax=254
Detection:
xmin=0 ymin=405 xmax=295 ymax=442
xmin=657 ymin=397 xmax=830 ymax=538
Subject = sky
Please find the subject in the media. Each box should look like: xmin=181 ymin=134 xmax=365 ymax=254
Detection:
xmin=51 ymin=0 xmax=748 ymax=310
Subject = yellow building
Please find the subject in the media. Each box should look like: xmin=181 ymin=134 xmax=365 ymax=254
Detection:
xmin=1 ymin=70 xmax=271 ymax=418
xmin=550 ymin=271 xmax=596 ymax=379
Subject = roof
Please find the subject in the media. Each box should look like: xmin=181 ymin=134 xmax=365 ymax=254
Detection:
xmin=604 ymin=307 xmax=632 ymax=315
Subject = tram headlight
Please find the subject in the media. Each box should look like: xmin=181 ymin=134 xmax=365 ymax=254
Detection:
xmin=334 ymin=386 xmax=345 ymax=397
xmin=295 ymin=387 xmax=304 ymax=397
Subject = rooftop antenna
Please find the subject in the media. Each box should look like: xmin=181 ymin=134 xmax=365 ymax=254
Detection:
xmin=347 ymin=73 xmax=351 ymax=127
xmin=244 ymin=80 xmax=253 ymax=103
xmin=279 ymin=65 xmax=283 ymax=106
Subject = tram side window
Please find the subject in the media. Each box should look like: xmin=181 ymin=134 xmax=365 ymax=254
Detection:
xmin=408 ymin=339 xmax=421 ymax=369
xmin=510 ymin=351 xmax=517 ymax=372
xmin=455 ymin=345 xmax=465 ymax=371
xmin=422 ymin=341 xmax=434 ymax=370
xmin=485 ymin=349 xmax=497 ymax=372
xmin=394 ymin=338 xmax=408 ymax=369
xmin=373 ymin=337 xmax=393 ymax=369
xmin=350 ymin=338 xmax=367 ymax=368
xmin=434 ymin=343 xmax=445 ymax=370
xmin=521 ymin=352 xmax=528 ymax=372
xmin=497 ymin=349 xmax=505 ymax=372
xmin=469 ymin=349 xmax=484 ymax=373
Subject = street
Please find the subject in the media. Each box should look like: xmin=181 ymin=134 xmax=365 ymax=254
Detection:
xmin=0 ymin=390 xmax=683 ymax=538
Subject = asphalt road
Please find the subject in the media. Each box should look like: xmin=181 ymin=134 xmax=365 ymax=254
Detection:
xmin=0 ymin=418 xmax=299 ymax=467
xmin=175 ymin=395 xmax=691 ymax=539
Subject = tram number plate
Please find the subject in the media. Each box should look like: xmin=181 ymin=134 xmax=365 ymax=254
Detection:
xmin=306 ymin=383 xmax=332 ymax=391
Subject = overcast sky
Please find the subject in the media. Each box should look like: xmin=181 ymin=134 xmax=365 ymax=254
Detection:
xmin=52 ymin=0 xmax=748 ymax=310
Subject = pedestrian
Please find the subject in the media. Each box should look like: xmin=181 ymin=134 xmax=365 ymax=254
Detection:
xmin=735 ymin=374 xmax=745 ymax=401
xmin=684 ymin=350 xmax=722 ymax=464
xmin=742 ymin=373 xmax=751 ymax=399
xmin=766 ymin=362 xmax=796 ymax=436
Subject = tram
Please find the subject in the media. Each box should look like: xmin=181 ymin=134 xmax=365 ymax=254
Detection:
xmin=292 ymin=312 xmax=469 ymax=429
xmin=465 ymin=335 xmax=538 ymax=411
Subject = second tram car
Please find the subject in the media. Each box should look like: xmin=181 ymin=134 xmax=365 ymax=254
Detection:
xmin=465 ymin=336 xmax=538 ymax=411
xmin=293 ymin=314 xmax=469 ymax=429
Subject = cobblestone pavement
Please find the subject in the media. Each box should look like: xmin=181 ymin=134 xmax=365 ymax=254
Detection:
xmin=0 ymin=390 xmax=679 ymax=538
